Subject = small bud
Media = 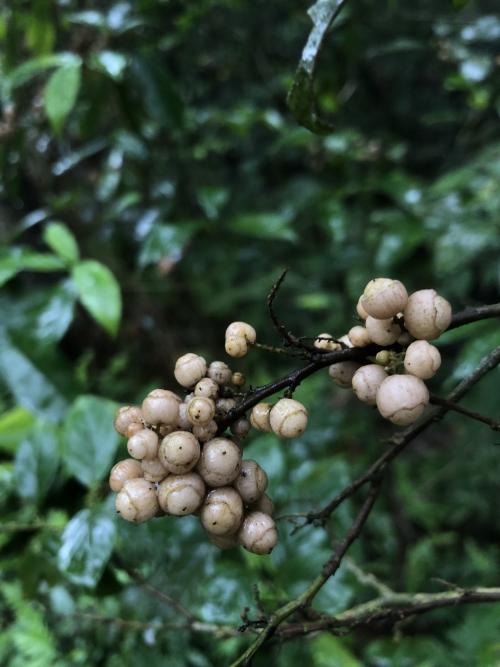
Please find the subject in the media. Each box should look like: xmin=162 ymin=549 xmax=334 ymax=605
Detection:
xmin=207 ymin=361 xmax=232 ymax=385
xmin=225 ymin=321 xmax=256 ymax=344
xmin=231 ymin=372 xmax=246 ymax=387
xmin=328 ymin=361 xmax=362 ymax=388
xmin=269 ymin=398 xmax=308 ymax=438
xmin=127 ymin=428 xmax=159 ymax=460
xmin=225 ymin=335 xmax=248 ymax=358
xmin=197 ymin=437 xmax=242 ymax=486
xmin=115 ymin=478 xmax=159 ymax=523
xmin=352 ymin=365 xmax=388 ymax=405
xmin=200 ymin=487 xmax=244 ymax=536
xmin=361 ymin=278 xmax=408 ymax=319
xmin=404 ymin=340 xmax=442 ymax=379
xmin=250 ymin=403 xmax=272 ymax=432
xmin=314 ymin=333 xmax=341 ymax=352
xmin=142 ymin=389 xmax=180 ymax=426
xmin=238 ymin=511 xmax=278 ymax=555
xmin=158 ymin=473 xmax=206 ymax=516
xmin=365 ymin=316 xmax=401 ymax=346
xmin=403 ymin=290 xmax=452 ymax=340
xmin=159 ymin=431 xmax=201 ymax=474
xmin=174 ymin=353 xmax=207 ymax=388
xmin=348 ymin=326 xmax=371 ymax=348
xmin=376 ymin=374 xmax=429 ymax=426
xmin=233 ymin=460 xmax=268 ymax=504
xmin=194 ymin=378 xmax=219 ymax=400
xmin=114 ymin=406 xmax=143 ymax=436
xmin=187 ymin=397 xmax=215 ymax=425
xmin=141 ymin=458 xmax=169 ymax=483
xmin=109 ymin=458 xmax=143 ymax=492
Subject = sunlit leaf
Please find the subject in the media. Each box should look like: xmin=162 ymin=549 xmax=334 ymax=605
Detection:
xmin=71 ymin=260 xmax=122 ymax=336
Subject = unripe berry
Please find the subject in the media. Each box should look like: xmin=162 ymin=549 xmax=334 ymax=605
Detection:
xmin=194 ymin=378 xmax=219 ymax=400
xmin=328 ymin=361 xmax=362 ymax=388
xmin=361 ymin=278 xmax=408 ymax=319
xmin=158 ymin=473 xmax=205 ymax=516
xmin=314 ymin=333 xmax=341 ymax=351
xmin=250 ymin=403 xmax=272 ymax=432
xmin=115 ymin=478 xmax=159 ymax=523
xmin=238 ymin=511 xmax=278 ymax=555
xmin=230 ymin=418 xmax=251 ymax=439
xmin=404 ymin=340 xmax=442 ymax=379
xmin=192 ymin=420 xmax=218 ymax=443
xmin=365 ymin=316 xmax=401 ymax=346
xmin=187 ymin=397 xmax=215 ymax=425
xmin=114 ymin=406 xmax=143 ymax=436
xmin=225 ymin=321 xmax=256 ymax=344
xmin=159 ymin=431 xmax=201 ymax=474
xmin=403 ymin=290 xmax=452 ymax=340
xmin=207 ymin=361 xmax=232 ymax=385
xmin=174 ymin=353 xmax=207 ymax=388
xmin=198 ymin=437 xmax=242 ymax=486
xmin=127 ymin=428 xmax=159 ymax=460
xmin=356 ymin=297 xmax=369 ymax=320
xmin=376 ymin=374 xmax=429 ymax=426
xmin=209 ymin=533 xmax=239 ymax=550
xmin=109 ymin=458 xmax=143 ymax=492
xmin=141 ymin=458 xmax=169 ymax=482
xmin=269 ymin=398 xmax=308 ymax=438
xmin=375 ymin=350 xmax=391 ymax=366
xmin=177 ymin=403 xmax=192 ymax=430
xmin=233 ymin=460 xmax=268 ymax=504
xmin=352 ymin=365 xmax=388 ymax=405
xmin=231 ymin=372 xmax=245 ymax=387
xmin=200 ymin=487 xmax=244 ymax=535
xmin=225 ymin=335 xmax=248 ymax=358
xmin=348 ymin=326 xmax=371 ymax=348
xmin=142 ymin=389 xmax=180 ymax=426
xmin=250 ymin=493 xmax=275 ymax=516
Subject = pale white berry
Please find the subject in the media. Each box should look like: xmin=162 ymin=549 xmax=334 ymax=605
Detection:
xmin=225 ymin=321 xmax=256 ymax=344
xmin=115 ymin=478 xmax=159 ymax=523
xmin=187 ymin=397 xmax=215 ymax=425
xmin=200 ymin=487 xmax=244 ymax=535
xmin=365 ymin=316 xmax=401 ymax=346
xmin=314 ymin=333 xmax=341 ymax=351
xmin=230 ymin=418 xmax=251 ymax=438
xmin=404 ymin=340 xmax=442 ymax=379
xmin=142 ymin=389 xmax=180 ymax=425
xmin=225 ymin=335 xmax=248 ymax=358
xmin=403 ymin=290 xmax=452 ymax=340
xmin=209 ymin=533 xmax=239 ymax=550
xmin=328 ymin=362 xmax=362 ymax=388
xmin=356 ymin=297 xmax=369 ymax=320
xmin=216 ymin=398 xmax=236 ymax=416
xmin=352 ymin=365 xmax=388 ymax=405
xmin=250 ymin=403 xmax=272 ymax=432
xmin=361 ymin=278 xmax=408 ymax=319
xmin=376 ymin=374 xmax=429 ymax=426
xmin=339 ymin=334 xmax=354 ymax=348
xmin=250 ymin=494 xmax=275 ymax=516
xmin=158 ymin=473 xmax=205 ymax=516
xmin=198 ymin=437 xmax=242 ymax=486
xmin=194 ymin=378 xmax=219 ymax=400
xmin=207 ymin=361 xmax=232 ymax=385
xmin=109 ymin=459 xmax=143 ymax=492
xmin=348 ymin=326 xmax=371 ymax=347
xmin=269 ymin=398 xmax=308 ymax=438
xmin=159 ymin=431 xmax=201 ymax=474
xmin=114 ymin=406 xmax=143 ymax=436
xmin=238 ymin=512 xmax=278 ymax=555
xmin=177 ymin=403 xmax=192 ymax=430
xmin=233 ymin=460 xmax=268 ymax=504
xmin=174 ymin=353 xmax=207 ymax=388
xmin=231 ymin=372 xmax=245 ymax=386
xmin=127 ymin=428 xmax=159 ymax=460
xmin=192 ymin=420 xmax=218 ymax=443
xmin=141 ymin=458 xmax=169 ymax=482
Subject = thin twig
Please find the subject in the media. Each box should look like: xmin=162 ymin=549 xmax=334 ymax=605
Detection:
xmin=267 ymin=269 xmax=303 ymax=348
xmin=429 ymin=394 xmax=500 ymax=431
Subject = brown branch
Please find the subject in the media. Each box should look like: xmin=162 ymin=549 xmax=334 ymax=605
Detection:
xmin=429 ymin=394 xmax=500 ymax=431
xmin=447 ymin=302 xmax=500 ymax=331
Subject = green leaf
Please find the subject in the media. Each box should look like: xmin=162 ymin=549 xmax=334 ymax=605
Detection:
xmin=62 ymin=395 xmax=119 ymax=487
xmin=138 ymin=223 xmax=199 ymax=268
xmin=0 ymin=330 xmax=67 ymax=420
xmin=90 ymin=51 xmax=128 ymax=80
xmin=228 ymin=213 xmax=297 ymax=241
xmin=0 ymin=247 xmax=66 ymax=287
xmin=312 ymin=635 xmax=362 ymax=667
xmin=0 ymin=407 xmax=37 ymax=455
xmin=44 ymin=64 xmax=81 ymax=132
xmin=43 ymin=222 xmax=79 ymax=264
xmin=32 ymin=280 xmax=77 ymax=345
xmin=71 ymin=260 xmax=122 ymax=336
xmin=14 ymin=422 xmax=60 ymax=504
xmin=2 ymin=53 xmax=82 ymax=98
xmin=57 ymin=507 xmax=116 ymax=587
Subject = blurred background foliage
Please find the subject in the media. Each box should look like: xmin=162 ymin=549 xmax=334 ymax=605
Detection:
xmin=1 ymin=0 xmax=500 ymax=665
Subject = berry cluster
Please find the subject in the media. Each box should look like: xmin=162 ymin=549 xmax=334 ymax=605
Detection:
xmin=110 ymin=322 xmax=310 ymax=556
xmin=324 ymin=280 xmax=452 ymax=425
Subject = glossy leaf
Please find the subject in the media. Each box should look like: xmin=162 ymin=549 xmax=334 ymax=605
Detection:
xmin=71 ymin=260 xmax=122 ymax=336
xmin=44 ymin=64 xmax=81 ymax=132
xmin=14 ymin=422 xmax=60 ymax=504
xmin=0 ymin=407 xmax=37 ymax=455
xmin=43 ymin=222 xmax=79 ymax=264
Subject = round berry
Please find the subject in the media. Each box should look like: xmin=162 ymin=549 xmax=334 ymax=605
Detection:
xmin=115 ymin=478 xmax=159 ymax=523
xmin=141 ymin=458 xmax=169 ymax=483
xmin=314 ymin=333 xmax=341 ymax=351
xmin=174 ymin=353 xmax=207 ymax=388
xmin=230 ymin=418 xmax=251 ymax=439
xmin=187 ymin=397 xmax=215 ymax=425
xmin=231 ymin=372 xmax=246 ymax=387
xmin=198 ymin=437 xmax=242 ymax=486
xmin=158 ymin=473 xmax=206 ymax=516
xmin=348 ymin=326 xmax=371 ymax=348
xmin=177 ymin=403 xmax=192 ymax=431
xmin=225 ymin=321 xmax=256 ymax=344
xmin=159 ymin=431 xmax=201 ymax=474
xmin=200 ymin=487 xmax=244 ymax=536
xmin=250 ymin=403 xmax=272 ymax=432
xmin=238 ymin=512 xmax=278 ymax=555
xmin=404 ymin=340 xmax=442 ymax=379
xmin=216 ymin=398 xmax=236 ymax=417
xmin=376 ymin=374 xmax=429 ymax=426
xmin=127 ymin=428 xmax=159 ymax=460
xmin=269 ymin=399 xmax=308 ymax=438
xmin=194 ymin=378 xmax=219 ymax=400
xmin=192 ymin=420 xmax=218 ymax=443
xmin=207 ymin=361 xmax=232 ymax=385
xmin=328 ymin=361 xmax=362 ymax=388
xmin=109 ymin=458 xmax=143 ymax=492
xmin=352 ymin=364 xmax=387 ymax=405
xmin=225 ymin=335 xmax=248 ymax=358
xmin=114 ymin=406 xmax=143 ymax=437
xmin=356 ymin=297 xmax=369 ymax=320
xmin=365 ymin=316 xmax=401 ymax=346
xmin=233 ymin=460 xmax=268 ymax=504
xmin=361 ymin=278 xmax=408 ymax=319
xmin=403 ymin=290 xmax=452 ymax=340
xmin=141 ymin=389 xmax=180 ymax=426
xmin=249 ymin=493 xmax=275 ymax=516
